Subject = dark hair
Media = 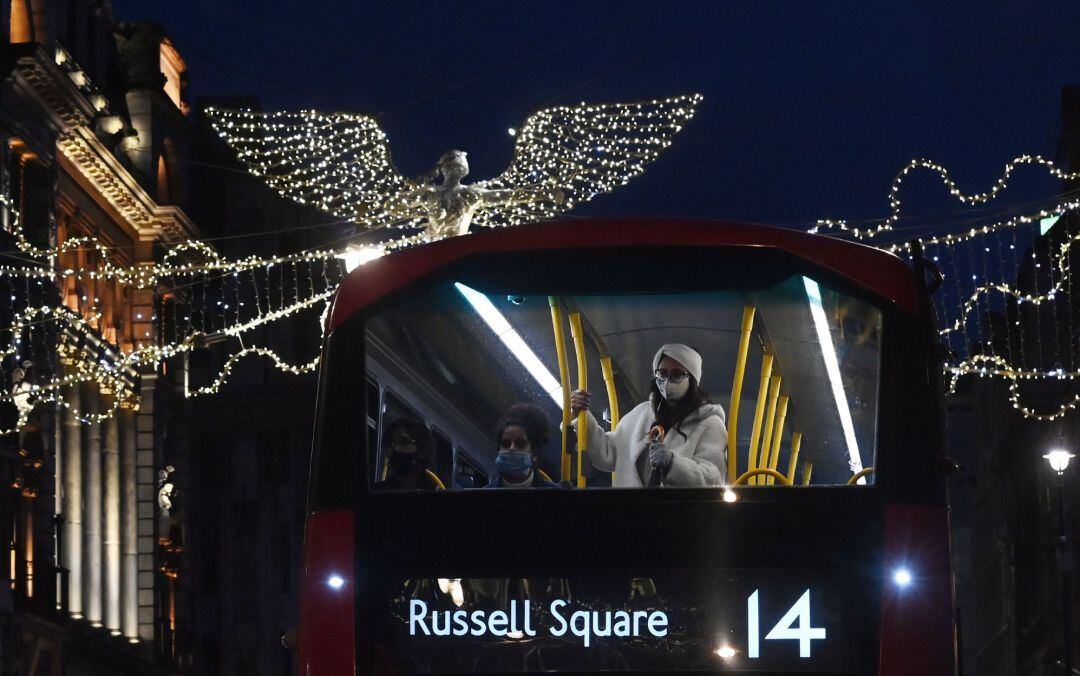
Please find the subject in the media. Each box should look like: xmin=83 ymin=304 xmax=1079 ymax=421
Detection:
xmin=494 ymin=403 xmax=550 ymax=456
xmin=384 ymin=419 xmax=433 ymax=459
xmin=648 ymin=376 xmax=711 ymax=441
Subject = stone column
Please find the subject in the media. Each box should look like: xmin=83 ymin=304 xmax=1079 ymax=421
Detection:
xmin=120 ymin=404 xmax=139 ymax=641
xmin=82 ymin=384 xmax=103 ymax=626
xmin=136 ymin=373 xmax=157 ymax=641
xmin=103 ymin=406 xmax=121 ymax=633
xmin=61 ymin=383 xmax=83 ymax=618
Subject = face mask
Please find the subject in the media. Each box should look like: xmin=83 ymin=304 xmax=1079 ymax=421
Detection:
xmin=656 ymin=377 xmax=690 ymax=401
xmin=495 ymin=450 xmax=533 ymax=479
xmin=388 ymin=451 xmax=420 ymax=476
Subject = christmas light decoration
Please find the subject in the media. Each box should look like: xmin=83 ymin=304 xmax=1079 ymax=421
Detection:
xmin=811 ymin=154 xmax=1080 ymax=239
xmin=808 ymin=153 xmax=1080 ymax=421
xmin=205 ymin=94 xmax=703 ymax=241
xmin=4 ymin=142 xmax=1079 ymax=426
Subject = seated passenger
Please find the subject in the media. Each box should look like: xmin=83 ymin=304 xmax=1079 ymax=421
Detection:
xmin=375 ymin=419 xmax=441 ymax=490
xmin=487 ymin=404 xmax=559 ymax=488
xmin=571 ymin=343 xmax=725 ymax=488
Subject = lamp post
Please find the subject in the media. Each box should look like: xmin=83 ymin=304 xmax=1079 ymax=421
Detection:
xmin=1044 ymin=449 xmax=1074 ymax=676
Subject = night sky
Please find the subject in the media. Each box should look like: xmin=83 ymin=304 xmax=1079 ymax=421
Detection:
xmin=116 ymin=0 xmax=1080 ymax=238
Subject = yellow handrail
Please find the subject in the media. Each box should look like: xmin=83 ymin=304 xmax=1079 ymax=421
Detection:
xmin=766 ymin=395 xmax=789 ymax=485
xmin=549 ymin=297 xmax=572 ymax=483
xmin=746 ymin=353 xmax=774 ymax=485
xmin=537 ymin=468 xmax=554 ymax=484
xmin=728 ymin=307 xmax=755 ymax=484
xmin=568 ymin=312 xmax=588 ymax=489
xmin=756 ymin=375 xmax=781 ymax=485
xmin=802 ymin=461 xmax=814 ymax=486
xmin=734 ymin=468 xmax=792 ymax=486
xmin=847 ymin=467 xmax=875 ymax=485
xmin=425 ymin=469 xmax=447 ymax=490
xmin=785 ymin=432 xmax=803 ymax=485
xmin=600 ymin=356 xmax=620 ymax=430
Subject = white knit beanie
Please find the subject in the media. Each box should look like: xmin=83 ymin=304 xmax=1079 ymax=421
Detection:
xmin=652 ymin=344 xmax=703 ymax=385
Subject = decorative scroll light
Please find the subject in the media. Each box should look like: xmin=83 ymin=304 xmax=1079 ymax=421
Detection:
xmin=811 ymin=154 xmax=1080 ymax=239
xmin=205 ymin=94 xmax=703 ymax=241
xmin=810 ymin=154 xmax=1080 ymax=421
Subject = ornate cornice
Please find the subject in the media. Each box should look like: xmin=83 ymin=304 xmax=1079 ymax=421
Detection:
xmin=57 ymin=127 xmax=198 ymax=244
xmin=7 ymin=44 xmax=201 ymax=245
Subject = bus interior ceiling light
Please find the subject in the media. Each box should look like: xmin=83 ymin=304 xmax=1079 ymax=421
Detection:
xmin=802 ymin=277 xmax=864 ymax=482
xmin=327 ymin=574 xmax=346 ymax=590
xmin=454 ymin=283 xmax=563 ymax=406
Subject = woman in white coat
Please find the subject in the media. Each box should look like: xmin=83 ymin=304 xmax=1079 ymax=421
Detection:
xmin=570 ymin=344 xmax=726 ymax=488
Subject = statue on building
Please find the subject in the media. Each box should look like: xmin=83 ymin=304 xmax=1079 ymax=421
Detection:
xmin=9 ymin=361 xmax=44 ymax=498
xmin=157 ymin=464 xmax=176 ymax=516
xmin=157 ymin=464 xmax=184 ymax=562
xmin=206 ymin=94 xmax=703 ymax=244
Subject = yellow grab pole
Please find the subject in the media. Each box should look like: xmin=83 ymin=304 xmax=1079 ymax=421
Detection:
xmin=785 ymin=432 xmax=803 ymax=485
xmin=549 ymin=298 xmax=572 ymax=483
xmin=756 ymin=376 xmax=782 ymax=486
xmin=600 ymin=356 xmax=620 ymax=430
xmin=727 ymin=307 xmax=755 ymax=484
xmin=733 ymin=468 xmax=792 ymax=486
xmin=802 ymin=461 xmax=814 ymax=486
xmin=766 ymin=395 xmax=789 ymax=485
xmin=568 ymin=312 xmax=588 ymax=488
xmin=746 ymin=354 xmax=774 ymax=486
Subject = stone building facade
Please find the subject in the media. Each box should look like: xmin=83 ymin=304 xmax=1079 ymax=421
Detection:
xmin=1 ymin=3 xmax=199 ymax=673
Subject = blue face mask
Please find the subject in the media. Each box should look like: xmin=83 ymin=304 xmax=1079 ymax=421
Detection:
xmin=495 ymin=450 xmax=533 ymax=479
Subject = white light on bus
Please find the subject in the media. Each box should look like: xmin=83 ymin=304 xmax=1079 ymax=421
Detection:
xmin=340 ymin=245 xmax=385 ymax=273
xmin=803 ymin=278 xmax=864 ymax=483
xmin=327 ymin=574 xmax=346 ymax=590
xmin=723 ymin=488 xmax=738 ymax=503
xmin=715 ymin=645 xmax=738 ymax=659
xmin=892 ymin=567 xmax=913 ymax=588
xmin=454 ymin=283 xmax=564 ymax=405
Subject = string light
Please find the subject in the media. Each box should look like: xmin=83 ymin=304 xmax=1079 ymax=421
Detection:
xmin=185 ymin=347 xmax=320 ymax=397
xmin=4 ymin=141 xmax=1079 ymax=425
xmin=808 ymin=153 xmax=1080 ymax=421
xmin=811 ymin=154 xmax=1080 ymax=239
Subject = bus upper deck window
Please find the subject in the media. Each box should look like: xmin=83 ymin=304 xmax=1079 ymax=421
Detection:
xmin=354 ymin=257 xmax=882 ymax=492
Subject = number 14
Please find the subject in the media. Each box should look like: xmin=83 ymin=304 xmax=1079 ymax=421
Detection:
xmin=747 ymin=589 xmax=826 ymax=658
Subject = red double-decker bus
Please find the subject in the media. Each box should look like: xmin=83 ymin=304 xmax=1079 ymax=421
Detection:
xmin=298 ymin=218 xmax=956 ymax=676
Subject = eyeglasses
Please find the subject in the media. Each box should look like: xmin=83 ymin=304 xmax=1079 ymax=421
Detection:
xmin=499 ymin=437 xmax=531 ymax=451
xmin=655 ymin=368 xmax=690 ymax=384
xmin=386 ymin=435 xmax=417 ymax=450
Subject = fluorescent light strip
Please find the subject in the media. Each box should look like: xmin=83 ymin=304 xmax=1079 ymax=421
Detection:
xmin=454 ymin=283 xmax=564 ymax=406
xmin=803 ymin=278 xmax=865 ymax=483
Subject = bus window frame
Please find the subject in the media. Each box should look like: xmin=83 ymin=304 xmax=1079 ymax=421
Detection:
xmin=377 ymin=388 xmax=425 ymax=481
xmin=307 ymin=246 xmax=945 ymax=511
xmin=452 ymin=448 xmax=488 ymax=489
xmin=427 ymin=426 xmax=455 ymax=488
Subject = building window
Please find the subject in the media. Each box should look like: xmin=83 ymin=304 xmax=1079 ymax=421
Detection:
xmin=9 ymin=0 xmax=45 ymax=44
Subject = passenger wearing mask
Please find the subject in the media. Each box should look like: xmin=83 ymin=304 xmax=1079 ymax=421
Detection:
xmin=571 ymin=344 xmax=725 ymax=488
xmin=487 ymin=403 xmax=559 ymax=488
xmin=375 ymin=419 xmax=441 ymax=490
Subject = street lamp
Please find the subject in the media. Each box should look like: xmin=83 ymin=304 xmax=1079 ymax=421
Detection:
xmin=1044 ymin=448 xmax=1074 ymax=676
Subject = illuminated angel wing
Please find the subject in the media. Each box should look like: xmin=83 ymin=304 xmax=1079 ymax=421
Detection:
xmin=205 ymin=107 xmax=419 ymax=227
xmin=472 ymin=94 xmax=703 ymax=228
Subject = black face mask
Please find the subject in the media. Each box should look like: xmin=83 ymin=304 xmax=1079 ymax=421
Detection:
xmin=388 ymin=451 xmax=421 ymax=476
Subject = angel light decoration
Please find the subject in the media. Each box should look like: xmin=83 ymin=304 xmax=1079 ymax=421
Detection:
xmin=206 ymin=94 xmax=702 ymax=242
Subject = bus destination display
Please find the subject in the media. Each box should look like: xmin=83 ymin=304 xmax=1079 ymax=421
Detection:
xmin=374 ymin=570 xmax=866 ymax=673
